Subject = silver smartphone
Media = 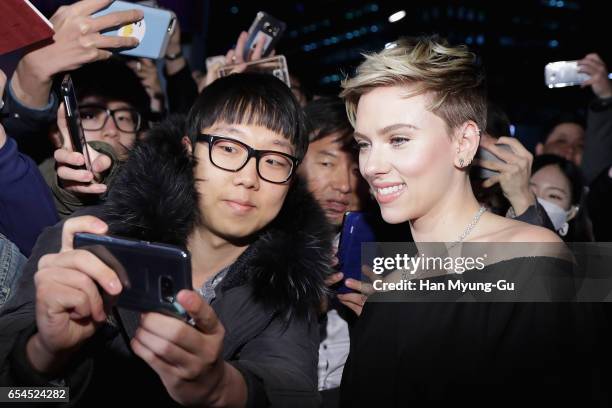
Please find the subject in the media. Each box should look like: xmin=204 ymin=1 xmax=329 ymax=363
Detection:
xmin=475 ymin=144 xmax=513 ymax=179
xmin=544 ymin=60 xmax=590 ymax=88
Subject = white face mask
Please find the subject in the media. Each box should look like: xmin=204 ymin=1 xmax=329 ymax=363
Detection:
xmin=537 ymin=197 xmax=571 ymax=235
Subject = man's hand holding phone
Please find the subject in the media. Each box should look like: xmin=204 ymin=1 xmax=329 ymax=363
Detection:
xmin=474 ymin=135 xmax=536 ymax=215
xmin=336 ymin=266 xmax=375 ymax=316
xmin=578 ymin=53 xmax=612 ymax=99
xmin=224 ymin=31 xmax=271 ymax=73
xmin=55 ymin=103 xmax=112 ymax=195
xmin=321 ymin=246 xmax=374 ymax=317
xmin=129 ymin=291 xmax=246 ymax=406
xmin=27 ymin=216 xmax=121 ymax=376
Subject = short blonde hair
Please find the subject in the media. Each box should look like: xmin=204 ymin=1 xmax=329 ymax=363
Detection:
xmin=340 ymin=36 xmax=487 ymax=134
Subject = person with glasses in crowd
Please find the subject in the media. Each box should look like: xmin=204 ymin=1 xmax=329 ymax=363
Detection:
xmin=0 ymin=72 xmax=332 ymax=407
xmin=38 ymin=58 xmax=150 ymax=218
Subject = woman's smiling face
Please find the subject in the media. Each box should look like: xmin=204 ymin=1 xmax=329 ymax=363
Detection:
xmin=353 ymin=85 xmax=457 ymax=224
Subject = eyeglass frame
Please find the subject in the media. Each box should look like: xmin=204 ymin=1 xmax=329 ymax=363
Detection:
xmin=196 ymin=133 xmax=300 ymax=184
xmin=78 ymin=104 xmax=142 ymax=133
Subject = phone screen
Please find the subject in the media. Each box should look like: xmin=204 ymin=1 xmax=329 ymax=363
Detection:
xmin=60 ymin=74 xmax=93 ymax=172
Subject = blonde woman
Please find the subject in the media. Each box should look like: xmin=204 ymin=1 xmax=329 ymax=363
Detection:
xmin=338 ymin=36 xmax=606 ymax=407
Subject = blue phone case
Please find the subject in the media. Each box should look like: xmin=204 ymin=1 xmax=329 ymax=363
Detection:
xmin=336 ymin=212 xmax=378 ymax=294
xmin=92 ymin=1 xmax=176 ymax=59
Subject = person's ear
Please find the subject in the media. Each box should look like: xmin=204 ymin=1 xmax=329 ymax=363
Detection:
xmin=535 ymin=142 xmax=544 ymax=156
xmin=454 ymin=121 xmax=481 ymax=169
xmin=182 ymin=136 xmax=193 ymax=155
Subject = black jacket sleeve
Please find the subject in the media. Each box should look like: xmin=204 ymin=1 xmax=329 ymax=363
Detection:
xmin=164 ymin=64 xmax=198 ymax=115
xmin=1 ymin=80 xmax=57 ymax=164
xmin=0 ymin=209 xmax=102 ymax=405
xmin=230 ymin=315 xmax=321 ymax=408
xmin=582 ymin=97 xmax=612 ymax=186
xmin=512 ymin=201 xmax=555 ymax=231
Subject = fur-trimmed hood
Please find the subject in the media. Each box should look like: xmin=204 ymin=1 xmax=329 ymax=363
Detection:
xmin=103 ymin=117 xmax=333 ymax=318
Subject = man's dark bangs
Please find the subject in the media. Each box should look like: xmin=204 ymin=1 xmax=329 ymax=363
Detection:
xmin=187 ymin=73 xmax=307 ymax=159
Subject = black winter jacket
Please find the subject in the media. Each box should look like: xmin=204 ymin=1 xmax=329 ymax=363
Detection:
xmin=0 ymin=118 xmax=334 ymax=407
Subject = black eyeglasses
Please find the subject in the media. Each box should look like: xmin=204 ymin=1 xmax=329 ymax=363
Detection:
xmin=79 ymin=104 xmax=142 ymax=133
xmin=197 ymin=134 xmax=299 ymax=184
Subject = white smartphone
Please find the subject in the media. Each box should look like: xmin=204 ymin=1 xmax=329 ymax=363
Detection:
xmin=544 ymin=60 xmax=590 ymax=88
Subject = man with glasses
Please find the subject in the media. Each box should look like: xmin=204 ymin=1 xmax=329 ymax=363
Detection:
xmin=196 ymin=133 xmax=299 ymax=184
xmin=0 ymin=73 xmax=331 ymax=407
xmin=38 ymin=58 xmax=150 ymax=218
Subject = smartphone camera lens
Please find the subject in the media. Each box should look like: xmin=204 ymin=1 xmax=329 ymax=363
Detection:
xmin=160 ymin=276 xmax=175 ymax=303
xmin=168 ymin=17 xmax=176 ymax=33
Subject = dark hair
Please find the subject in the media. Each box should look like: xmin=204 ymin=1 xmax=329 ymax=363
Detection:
xmin=71 ymin=57 xmax=150 ymax=119
xmin=485 ymin=102 xmax=511 ymax=139
xmin=186 ymin=73 xmax=308 ymax=160
xmin=532 ymin=154 xmax=583 ymax=205
xmin=542 ymin=111 xmax=585 ymax=144
xmin=532 ymin=154 xmax=593 ymax=241
xmin=304 ymin=96 xmax=354 ymax=147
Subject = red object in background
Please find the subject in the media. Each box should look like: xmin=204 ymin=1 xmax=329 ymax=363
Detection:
xmin=0 ymin=0 xmax=54 ymax=55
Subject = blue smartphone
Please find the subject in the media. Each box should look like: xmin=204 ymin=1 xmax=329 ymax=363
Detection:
xmin=336 ymin=212 xmax=378 ymax=294
xmin=73 ymin=232 xmax=192 ymax=321
xmin=92 ymin=1 xmax=176 ymax=59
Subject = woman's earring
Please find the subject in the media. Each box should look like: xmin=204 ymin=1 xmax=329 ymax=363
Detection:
xmin=459 ymin=158 xmax=465 ymax=167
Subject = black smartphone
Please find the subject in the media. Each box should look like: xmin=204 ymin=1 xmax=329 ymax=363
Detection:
xmin=60 ymin=74 xmax=92 ymax=172
xmin=73 ymin=232 xmax=193 ymax=322
xmin=242 ymin=11 xmax=286 ymax=61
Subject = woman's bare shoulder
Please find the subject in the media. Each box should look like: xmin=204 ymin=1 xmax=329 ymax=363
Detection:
xmin=476 ymin=213 xmax=562 ymax=243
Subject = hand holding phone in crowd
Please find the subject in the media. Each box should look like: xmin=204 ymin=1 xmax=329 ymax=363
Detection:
xmin=11 ymin=0 xmax=143 ymax=109
xmin=474 ymin=135 xmax=536 ymax=216
xmin=54 ymin=103 xmax=112 ymax=195
xmin=26 ymin=216 xmax=118 ymax=376
xmin=578 ymin=53 xmax=612 ymax=99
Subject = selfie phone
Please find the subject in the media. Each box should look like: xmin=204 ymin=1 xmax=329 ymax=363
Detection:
xmin=92 ymin=1 xmax=176 ymax=59
xmin=544 ymin=60 xmax=590 ymax=88
xmin=243 ymin=11 xmax=286 ymax=61
xmin=60 ymin=74 xmax=93 ymax=172
xmin=475 ymin=143 xmax=513 ymax=179
xmin=73 ymin=232 xmax=192 ymax=321
xmin=336 ymin=212 xmax=378 ymax=294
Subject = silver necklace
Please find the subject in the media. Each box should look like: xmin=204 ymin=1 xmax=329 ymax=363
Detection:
xmin=447 ymin=206 xmax=486 ymax=249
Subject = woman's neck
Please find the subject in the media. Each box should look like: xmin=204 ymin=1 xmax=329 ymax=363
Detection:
xmin=187 ymin=227 xmax=250 ymax=289
xmin=409 ymin=177 xmax=482 ymax=243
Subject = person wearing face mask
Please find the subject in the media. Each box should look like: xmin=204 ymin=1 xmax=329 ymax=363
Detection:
xmin=530 ymin=154 xmax=594 ymax=241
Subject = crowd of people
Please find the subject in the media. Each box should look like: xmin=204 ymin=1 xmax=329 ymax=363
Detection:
xmin=1 ymin=0 xmax=612 ymax=407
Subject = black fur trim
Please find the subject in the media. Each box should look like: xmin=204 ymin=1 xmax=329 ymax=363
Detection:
xmin=103 ymin=116 xmax=333 ymax=317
